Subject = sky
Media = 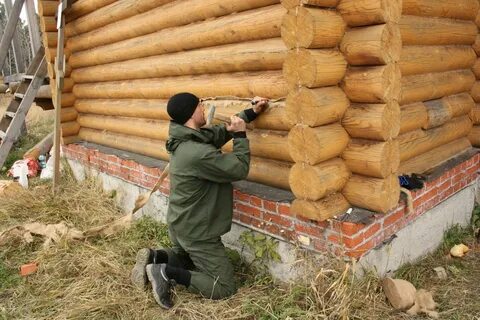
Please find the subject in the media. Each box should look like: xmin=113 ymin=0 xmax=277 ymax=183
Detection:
xmin=0 ymin=0 xmax=39 ymax=24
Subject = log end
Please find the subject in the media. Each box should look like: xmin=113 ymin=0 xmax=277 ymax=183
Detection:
xmin=291 ymin=194 xmax=350 ymax=222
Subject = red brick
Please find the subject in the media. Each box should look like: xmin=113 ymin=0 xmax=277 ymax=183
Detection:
xmin=264 ymin=223 xmax=281 ymax=236
xmin=236 ymin=203 xmax=262 ymax=218
xmin=363 ymin=223 xmax=381 ymax=240
xmin=327 ymin=233 xmax=341 ymax=245
xmin=234 ymin=190 xmax=250 ymax=203
xmin=342 ymin=234 xmax=364 ymax=249
xmin=249 ymin=196 xmax=262 ymax=208
xmin=466 ymin=165 xmax=478 ymax=177
xmin=294 ymin=223 xmax=324 ymax=238
xmin=437 ymin=179 xmax=451 ymax=192
xmin=277 ymin=203 xmax=291 ymax=216
xmin=346 ymin=239 xmax=375 ymax=259
xmin=340 ymin=221 xmax=366 ymax=236
xmin=233 ymin=212 xmax=240 ymax=221
xmin=263 ymin=212 xmax=292 ymax=228
xmin=238 ymin=213 xmax=252 ymax=225
xmin=313 ymin=239 xmax=326 ymax=252
xmin=384 ymin=209 xmax=404 ymax=228
xmin=263 ymin=200 xmax=277 ymax=212
xmin=452 ymin=173 xmax=463 ymax=186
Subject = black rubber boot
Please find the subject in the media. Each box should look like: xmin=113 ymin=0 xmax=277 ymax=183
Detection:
xmin=146 ymin=263 xmax=174 ymax=309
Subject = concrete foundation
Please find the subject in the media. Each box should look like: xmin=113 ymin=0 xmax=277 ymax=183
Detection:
xmin=359 ymin=182 xmax=477 ymax=276
xmin=67 ymin=158 xmax=477 ymax=281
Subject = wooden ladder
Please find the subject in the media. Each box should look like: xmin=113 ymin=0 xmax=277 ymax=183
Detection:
xmin=0 ymin=47 xmax=47 ymax=168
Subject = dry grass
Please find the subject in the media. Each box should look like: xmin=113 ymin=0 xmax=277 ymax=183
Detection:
xmin=1 ymin=91 xmax=479 ymax=319
xmin=1 ymin=171 xmax=479 ymax=319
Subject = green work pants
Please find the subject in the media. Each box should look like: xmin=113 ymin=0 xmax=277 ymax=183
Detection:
xmin=166 ymin=227 xmax=237 ymax=300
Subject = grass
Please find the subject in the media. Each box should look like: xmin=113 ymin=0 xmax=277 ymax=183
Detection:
xmin=1 ymin=171 xmax=479 ymax=319
xmin=0 ymin=93 xmax=479 ymax=319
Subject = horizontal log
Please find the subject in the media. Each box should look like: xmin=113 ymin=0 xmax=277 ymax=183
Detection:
xmin=62 ymin=121 xmax=80 ymax=137
xmin=471 ymin=81 xmax=480 ymax=102
xmin=290 ymin=194 xmax=350 ymax=222
xmin=473 ymin=59 xmax=480 ymax=79
xmin=338 ymin=0 xmax=402 ymax=27
xmin=286 ymin=86 xmax=349 ymax=127
xmin=38 ymin=1 xmax=57 ymax=16
xmin=288 ymin=123 xmax=349 ymax=165
xmin=77 ymin=114 xmax=169 ymax=141
xmin=46 ymin=47 xmax=71 ymax=64
xmin=402 ymin=0 xmax=479 ymax=21
xmin=289 ymin=158 xmax=350 ymax=201
xmin=400 ymin=116 xmax=472 ymax=161
xmin=468 ymin=126 xmax=480 ymax=147
xmin=74 ymin=99 xmax=170 ymax=120
xmin=61 ymin=107 xmax=78 ymax=122
xmin=69 ymin=5 xmax=285 ymax=68
xmin=73 ymin=71 xmax=288 ymax=100
xmin=71 ymin=39 xmax=287 ymax=83
xmin=340 ymin=23 xmax=401 ymax=66
xmin=24 ymin=133 xmax=53 ymax=160
xmin=342 ymin=174 xmax=400 ymax=213
xmin=223 ymin=130 xmax=292 ymax=162
xmin=343 ymin=102 xmax=400 ymax=141
xmin=470 ymin=103 xmax=480 ymax=124
xmin=40 ymin=16 xmax=56 ymax=32
xmin=423 ymin=98 xmax=454 ymax=129
xmin=47 ymin=63 xmax=72 ymax=79
xmin=399 ymin=46 xmax=476 ymax=76
xmin=400 ymin=70 xmax=475 ymax=105
xmin=65 ymin=0 xmax=176 ymax=37
xmin=42 ymin=32 xmax=57 ymax=48
xmin=444 ymin=93 xmax=475 ymax=117
xmin=203 ymin=100 xmax=293 ymax=131
xmin=283 ymin=49 xmax=347 ymax=88
xmin=66 ymin=0 xmax=117 ymax=22
xmin=281 ymin=7 xmax=345 ymax=49
xmin=36 ymin=85 xmax=52 ymax=99
xmin=400 ymin=138 xmax=472 ymax=174
xmin=67 ymin=0 xmax=280 ymax=52
xmin=473 ymin=35 xmax=480 ymax=55
xmin=400 ymin=102 xmax=428 ymax=134
xmin=400 ymin=15 xmax=477 ymax=46
xmin=281 ymin=0 xmax=340 ymax=9
xmin=341 ymin=64 xmax=401 ymax=103
xmin=248 ymin=157 xmax=292 ymax=190
xmin=62 ymin=136 xmax=80 ymax=145
xmin=53 ymin=93 xmax=75 ymax=108
xmin=398 ymin=129 xmax=427 ymax=145
xmin=78 ymin=128 xmax=170 ymax=160
xmin=343 ymin=139 xmax=399 ymax=178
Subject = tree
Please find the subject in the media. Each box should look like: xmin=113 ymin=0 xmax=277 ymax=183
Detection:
xmin=0 ymin=1 xmax=33 ymax=76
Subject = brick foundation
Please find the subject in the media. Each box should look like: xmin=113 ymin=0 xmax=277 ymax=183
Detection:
xmin=63 ymin=143 xmax=479 ymax=260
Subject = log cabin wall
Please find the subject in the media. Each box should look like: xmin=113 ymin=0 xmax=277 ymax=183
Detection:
xmin=39 ymin=0 xmax=301 ymax=190
xmin=338 ymin=0 xmax=402 ymax=214
xmin=280 ymin=0 xmax=352 ymax=221
xmin=470 ymin=7 xmax=480 ymax=146
xmin=38 ymin=0 xmax=79 ymax=144
xmin=398 ymin=0 xmax=478 ymax=173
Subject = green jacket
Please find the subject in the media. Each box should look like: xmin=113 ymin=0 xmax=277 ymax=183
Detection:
xmin=165 ymin=113 xmax=251 ymax=241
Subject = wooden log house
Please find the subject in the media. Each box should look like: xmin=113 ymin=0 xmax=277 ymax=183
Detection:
xmin=38 ymin=0 xmax=479 ymax=222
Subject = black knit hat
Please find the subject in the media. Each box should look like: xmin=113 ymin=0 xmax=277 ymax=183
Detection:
xmin=167 ymin=92 xmax=200 ymax=124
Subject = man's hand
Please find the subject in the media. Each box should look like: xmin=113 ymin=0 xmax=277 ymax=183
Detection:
xmin=226 ymin=115 xmax=246 ymax=132
xmin=252 ymin=96 xmax=269 ymax=114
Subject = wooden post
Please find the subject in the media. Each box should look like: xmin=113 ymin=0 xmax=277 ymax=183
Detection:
xmin=0 ymin=0 xmax=26 ymax=72
xmin=25 ymin=0 xmax=41 ymax=56
xmin=53 ymin=1 xmax=66 ymax=193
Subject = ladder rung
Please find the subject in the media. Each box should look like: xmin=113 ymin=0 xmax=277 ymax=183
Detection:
xmin=5 ymin=111 xmax=16 ymax=118
xmin=14 ymin=93 xmax=25 ymax=99
xmin=22 ymin=74 xmax=34 ymax=80
xmin=0 ymin=131 xmax=5 ymax=140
